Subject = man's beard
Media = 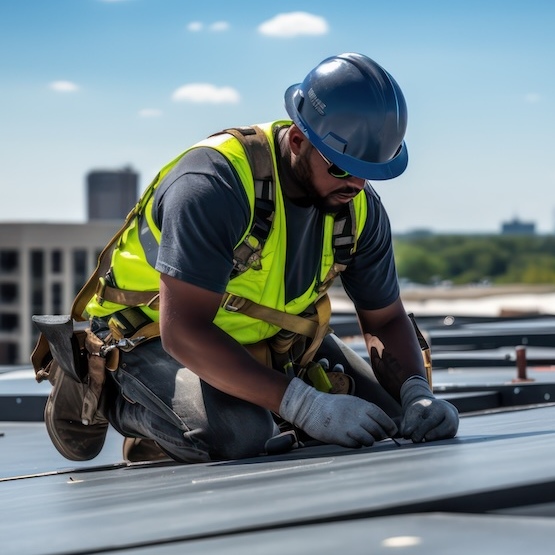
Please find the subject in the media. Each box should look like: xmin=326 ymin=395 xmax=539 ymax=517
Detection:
xmin=292 ymin=149 xmax=357 ymax=213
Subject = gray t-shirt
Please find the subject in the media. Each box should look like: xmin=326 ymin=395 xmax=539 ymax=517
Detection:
xmin=153 ymin=146 xmax=399 ymax=310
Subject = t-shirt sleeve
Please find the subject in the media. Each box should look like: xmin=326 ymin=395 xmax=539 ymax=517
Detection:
xmin=152 ymin=147 xmax=250 ymax=294
xmin=340 ymin=185 xmax=400 ymax=310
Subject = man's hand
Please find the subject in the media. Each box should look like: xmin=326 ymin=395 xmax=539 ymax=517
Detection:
xmin=369 ymin=337 xmax=459 ymax=442
xmin=400 ymin=376 xmax=459 ymax=442
xmin=279 ymin=377 xmax=398 ymax=448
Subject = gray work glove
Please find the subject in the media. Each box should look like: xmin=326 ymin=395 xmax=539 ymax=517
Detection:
xmin=279 ymin=377 xmax=398 ymax=448
xmin=400 ymin=376 xmax=459 ymax=442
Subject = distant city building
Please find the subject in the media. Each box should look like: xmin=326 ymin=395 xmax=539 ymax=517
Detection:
xmin=87 ymin=166 xmax=138 ymax=221
xmin=0 ymin=222 xmax=121 ymax=366
xmin=0 ymin=165 xmax=141 ymax=366
xmin=501 ymin=218 xmax=536 ymax=236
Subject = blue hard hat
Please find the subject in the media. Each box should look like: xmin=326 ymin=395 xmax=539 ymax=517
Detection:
xmin=284 ymin=53 xmax=408 ymax=180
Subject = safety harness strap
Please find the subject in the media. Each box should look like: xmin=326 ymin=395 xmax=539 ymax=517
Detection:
xmin=95 ymin=278 xmax=160 ymax=310
xmin=298 ymin=294 xmax=333 ymax=367
xmin=221 ymin=293 xmax=333 ymax=367
xmin=317 ymin=200 xmax=357 ymax=293
xmin=214 ymin=126 xmax=277 ymax=278
xmin=71 ymin=205 xmax=141 ymax=321
xmin=221 ymin=294 xmax=321 ymax=337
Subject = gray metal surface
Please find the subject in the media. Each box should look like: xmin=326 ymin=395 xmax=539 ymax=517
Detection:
xmin=2 ymin=404 xmax=555 ymax=554
xmin=93 ymin=514 xmax=555 ymax=554
xmin=3 ymin=309 xmax=555 ymax=555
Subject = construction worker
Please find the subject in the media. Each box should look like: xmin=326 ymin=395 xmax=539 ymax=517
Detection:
xmin=39 ymin=53 xmax=459 ymax=463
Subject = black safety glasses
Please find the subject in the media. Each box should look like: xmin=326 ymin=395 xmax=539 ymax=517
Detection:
xmin=316 ymin=149 xmax=352 ymax=179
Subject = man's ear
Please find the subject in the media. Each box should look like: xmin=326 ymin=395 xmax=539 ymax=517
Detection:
xmin=288 ymin=124 xmax=306 ymax=155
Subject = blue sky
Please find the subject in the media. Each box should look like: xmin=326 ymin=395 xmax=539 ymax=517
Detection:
xmin=1 ymin=0 xmax=554 ymax=233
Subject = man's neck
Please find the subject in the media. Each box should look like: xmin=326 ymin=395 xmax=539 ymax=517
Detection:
xmin=276 ymin=127 xmax=312 ymax=205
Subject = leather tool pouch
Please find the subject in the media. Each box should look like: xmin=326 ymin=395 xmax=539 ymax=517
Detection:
xmin=31 ymin=315 xmax=119 ymax=424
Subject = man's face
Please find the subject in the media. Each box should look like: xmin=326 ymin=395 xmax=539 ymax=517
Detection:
xmin=292 ymin=144 xmax=366 ymax=212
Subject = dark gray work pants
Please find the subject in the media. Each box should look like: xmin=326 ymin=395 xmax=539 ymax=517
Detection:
xmin=105 ymin=334 xmax=401 ymax=463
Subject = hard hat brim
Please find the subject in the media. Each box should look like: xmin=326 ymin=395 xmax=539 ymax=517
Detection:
xmin=284 ymin=84 xmax=408 ymax=181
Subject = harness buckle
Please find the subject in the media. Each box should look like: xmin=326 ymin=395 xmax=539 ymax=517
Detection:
xmin=221 ymin=293 xmax=245 ymax=312
xmin=145 ymin=293 xmax=160 ymax=308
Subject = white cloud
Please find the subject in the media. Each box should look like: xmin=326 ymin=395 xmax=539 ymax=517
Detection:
xmin=258 ymin=12 xmax=329 ymax=38
xmin=49 ymin=81 xmax=79 ymax=92
xmin=524 ymin=92 xmax=541 ymax=104
xmin=172 ymin=83 xmax=240 ymax=104
xmin=187 ymin=21 xmax=230 ymax=32
xmin=210 ymin=21 xmax=230 ymax=32
xmin=187 ymin=21 xmax=203 ymax=32
xmin=138 ymin=108 xmax=163 ymax=118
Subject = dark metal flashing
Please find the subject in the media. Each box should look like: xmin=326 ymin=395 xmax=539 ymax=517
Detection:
xmin=2 ymin=404 xmax=555 ymax=554
xmin=3 ymin=312 xmax=555 ymax=554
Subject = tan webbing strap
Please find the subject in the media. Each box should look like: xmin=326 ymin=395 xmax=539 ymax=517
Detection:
xmin=81 ymin=330 xmax=108 ymax=424
xmin=31 ymin=333 xmax=53 ymax=381
xmin=108 ymin=320 xmax=161 ymax=345
xmin=317 ymin=201 xmax=358 ymax=293
xmin=317 ymin=262 xmax=348 ymax=295
xmin=243 ymin=341 xmax=273 ymax=368
xmin=219 ymin=126 xmax=278 ymax=279
xmin=220 ymin=126 xmax=274 ymax=184
xmin=298 ymin=294 xmax=332 ymax=367
xmin=95 ymin=278 xmax=160 ymax=310
xmin=130 ymin=321 xmax=160 ymax=342
xmin=221 ymin=294 xmax=320 ymax=338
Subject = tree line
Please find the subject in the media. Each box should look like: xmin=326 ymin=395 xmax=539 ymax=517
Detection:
xmin=393 ymin=234 xmax=555 ymax=285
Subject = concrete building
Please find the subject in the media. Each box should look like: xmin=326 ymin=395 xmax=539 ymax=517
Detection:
xmin=0 ymin=222 xmax=122 ymax=366
xmin=0 ymin=165 xmax=140 ymax=366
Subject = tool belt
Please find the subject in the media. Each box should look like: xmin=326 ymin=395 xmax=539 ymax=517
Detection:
xmin=30 ymin=285 xmax=341 ymax=425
